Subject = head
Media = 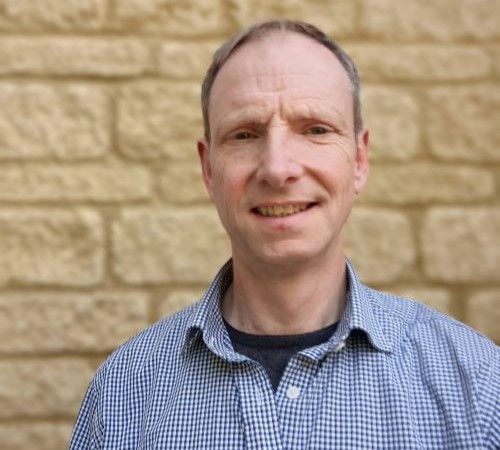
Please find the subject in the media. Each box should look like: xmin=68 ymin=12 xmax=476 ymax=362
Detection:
xmin=197 ymin=21 xmax=369 ymax=274
xmin=201 ymin=19 xmax=363 ymax=144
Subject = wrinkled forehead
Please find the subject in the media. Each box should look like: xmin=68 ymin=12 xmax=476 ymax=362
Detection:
xmin=212 ymin=31 xmax=352 ymax=94
xmin=208 ymin=31 xmax=354 ymax=126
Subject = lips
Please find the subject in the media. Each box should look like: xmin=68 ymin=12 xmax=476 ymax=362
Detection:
xmin=252 ymin=203 xmax=314 ymax=217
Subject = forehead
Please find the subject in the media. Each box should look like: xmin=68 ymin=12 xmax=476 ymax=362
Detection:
xmin=209 ymin=31 xmax=353 ymax=121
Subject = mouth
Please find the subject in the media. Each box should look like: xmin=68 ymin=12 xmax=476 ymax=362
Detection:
xmin=251 ymin=202 xmax=316 ymax=218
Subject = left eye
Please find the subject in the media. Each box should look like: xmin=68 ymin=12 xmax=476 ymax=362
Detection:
xmin=308 ymin=126 xmax=327 ymax=135
xmin=234 ymin=131 xmax=254 ymax=140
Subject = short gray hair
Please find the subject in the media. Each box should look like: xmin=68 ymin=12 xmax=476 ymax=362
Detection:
xmin=201 ymin=19 xmax=363 ymax=142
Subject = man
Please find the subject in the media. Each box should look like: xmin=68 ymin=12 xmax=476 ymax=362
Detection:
xmin=69 ymin=20 xmax=499 ymax=449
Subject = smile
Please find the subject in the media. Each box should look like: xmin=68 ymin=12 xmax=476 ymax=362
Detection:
xmin=253 ymin=203 xmax=314 ymax=218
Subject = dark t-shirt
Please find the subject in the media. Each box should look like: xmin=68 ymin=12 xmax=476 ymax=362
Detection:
xmin=225 ymin=319 xmax=338 ymax=391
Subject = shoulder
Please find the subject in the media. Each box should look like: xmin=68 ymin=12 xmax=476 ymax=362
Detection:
xmin=95 ymin=302 xmax=199 ymax=382
xmin=365 ymin=286 xmax=498 ymax=371
xmin=365 ymin=287 xmax=499 ymax=444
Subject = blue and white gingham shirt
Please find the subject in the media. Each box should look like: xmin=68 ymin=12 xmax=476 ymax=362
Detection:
xmin=69 ymin=260 xmax=499 ymax=449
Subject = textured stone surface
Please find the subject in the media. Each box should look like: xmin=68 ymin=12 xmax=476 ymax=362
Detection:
xmin=393 ymin=288 xmax=453 ymax=316
xmin=159 ymin=41 xmax=218 ymax=79
xmin=0 ymin=292 xmax=149 ymax=353
xmin=228 ymin=0 xmax=355 ymax=37
xmin=466 ymin=290 xmax=500 ymax=342
xmin=0 ymin=164 xmax=152 ymax=202
xmin=0 ymin=38 xmax=153 ymax=77
xmin=360 ymin=164 xmax=495 ymax=204
xmin=155 ymin=140 xmax=200 ymax=163
xmin=0 ymin=423 xmax=72 ymax=450
xmin=113 ymin=208 xmax=230 ymax=284
xmin=159 ymin=288 xmax=204 ymax=318
xmin=422 ymin=208 xmax=500 ymax=282
xmin=493 ymin=48 xmax=500 ymax=78
xmin=359 ymin=0 xmax=500 ymax=42
xmin=159 ymin=163 xmax=208 ymax=203
xmin=427 ymin=86 xmax=500 ymax=162
xmin=0 ymin=0 xmax=106 ymax=31
xmin=118 ymin=82 xmax=202 ymax=160
xmin=362 ymin=87 xmax=420 ymax=161
xmin=111 ymin=0 xmax=228 ymax=35
xmin=0 ymin=84 xmax=110 ymax=160
xmin=0 ymin=359 xmax=93 ymax=418
xmin=344 ymin=208 xmax=416 ymax=284
xmin=347 ymin=46 xmax=490 ymax=81
xmin=0 ymin=209 xmax=104 ymax=287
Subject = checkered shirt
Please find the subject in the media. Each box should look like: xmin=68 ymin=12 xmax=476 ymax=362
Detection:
xmin=69 ymin=260 xmax=499 ymax=449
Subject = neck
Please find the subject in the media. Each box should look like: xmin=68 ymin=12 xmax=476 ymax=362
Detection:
xmin=222 ymin=253 xmax=347 ymax=335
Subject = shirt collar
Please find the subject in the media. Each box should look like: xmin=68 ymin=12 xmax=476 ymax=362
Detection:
xmin=182 ymin=258 xmax=394 ymax=357
xmin=340 ymin=259 xmax=393 ymax=353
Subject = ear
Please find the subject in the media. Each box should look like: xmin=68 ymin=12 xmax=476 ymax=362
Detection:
xmin=353 ymin=128 xmax=369 ymax=195
xmin=197 ymin=137 xmax=214 ymax=200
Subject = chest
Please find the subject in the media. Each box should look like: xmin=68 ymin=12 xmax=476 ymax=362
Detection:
xmin=102 ymin=344 xmax=480 ymax=450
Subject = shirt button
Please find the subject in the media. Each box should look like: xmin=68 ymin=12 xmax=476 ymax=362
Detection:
xmin=286 ymin=386 xmax=301 ymax=400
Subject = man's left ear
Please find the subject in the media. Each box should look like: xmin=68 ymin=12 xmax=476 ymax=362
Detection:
xmin=354 ymin=128 xmax=369 ymax=195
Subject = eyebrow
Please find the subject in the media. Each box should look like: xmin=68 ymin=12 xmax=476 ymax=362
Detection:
xmin=213 ymin=95 xmax=351 ymax=140
xmin=282 ymin=97 xmax=348 ymax=127
xmin=215 ymin=104 xmax=272 ymax=133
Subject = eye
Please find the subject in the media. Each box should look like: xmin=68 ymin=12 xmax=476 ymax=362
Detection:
xmin=234 ymin=131 xmax=254 ymax=140
xmin=307 ymin=126 xmax=328 ymax=135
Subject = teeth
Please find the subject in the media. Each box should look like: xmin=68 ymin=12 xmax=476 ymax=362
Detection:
xmin=256 ymin=204 xmax=309 ymax=217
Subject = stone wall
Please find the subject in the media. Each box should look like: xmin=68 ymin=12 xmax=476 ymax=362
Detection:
xmin=0 ymin=0 xmax=498 ymax=448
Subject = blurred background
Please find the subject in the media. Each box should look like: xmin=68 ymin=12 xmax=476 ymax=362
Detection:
xmin=0 ymin=0 xmax=498 ymax=448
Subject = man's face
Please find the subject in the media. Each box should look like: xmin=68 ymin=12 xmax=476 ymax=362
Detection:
xmin=198 ymin=32 xmax=369 ymax=272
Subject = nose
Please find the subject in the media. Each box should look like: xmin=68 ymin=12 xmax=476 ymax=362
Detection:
xmin=255 ymin=129 xmax=303 ymax=188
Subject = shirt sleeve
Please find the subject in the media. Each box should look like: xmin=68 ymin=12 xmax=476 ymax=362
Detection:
xmin=68 ymin=372 xmax=104 ymax=450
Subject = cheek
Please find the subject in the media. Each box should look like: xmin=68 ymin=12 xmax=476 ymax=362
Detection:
xmin=309 ymin=151 xmax=357 ymax=192
xmin=212 ymin=163 xmax=249 ymax=208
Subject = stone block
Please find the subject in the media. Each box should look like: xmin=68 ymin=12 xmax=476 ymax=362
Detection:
xmin=347 ymin=45 xmax=490 ymax=82
xmin=359 ymin=0 xmax=500 ymax=42
xmin=0 ymin=359 xmax=93 ymax=419
xmin=0 ymin=84 xmax=110 ymax=160
xmin=159 ymin=41 xmax=218 ymax=79
xmin=111 ymin=0 xmax=229 ymax=36
xmin=0 ymin=209 xmax=104 ymax=287
xmin=0 ymin=0 xmax=106 ymax=31
xmin=360 ymin=164 xmax=495 ymax=204
xmin=0 ymin=164 xmax=152 ymax=202
xmin=427 ymin=86 xmax=500 ymax=162
xmin=166 ymin=140 xmax=201 ymax=163
xmin=422 ymin=208 xmax=500 ymax=282
xmin=0 ymin=292 xmax=149 ymax=353
xmin=118 ymin=82 xmax=202 ymax=160
xmin=0 ymin=423 xmax=72 ymax=450
xmin=344 ymin=208 xmax=416 ymax=284
xmin=362 ymin=87 xmax=420 ymax=161
xmin=159 ymin=163 xmax=209 ymax=203
xmin=113 ymin=207 xmax=230 ymax=284
xmin=159 ymin=288 xmax=204 ymax=318
xmin=228 ymin=0 xmax=356 ymax=37
xmin=493 ymin=47 xmax=500 ymax=78
xmin=465 ymin=290 xmax=500 ymax=343
xmin=0 ymin=38 xmax=153 ymax=77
